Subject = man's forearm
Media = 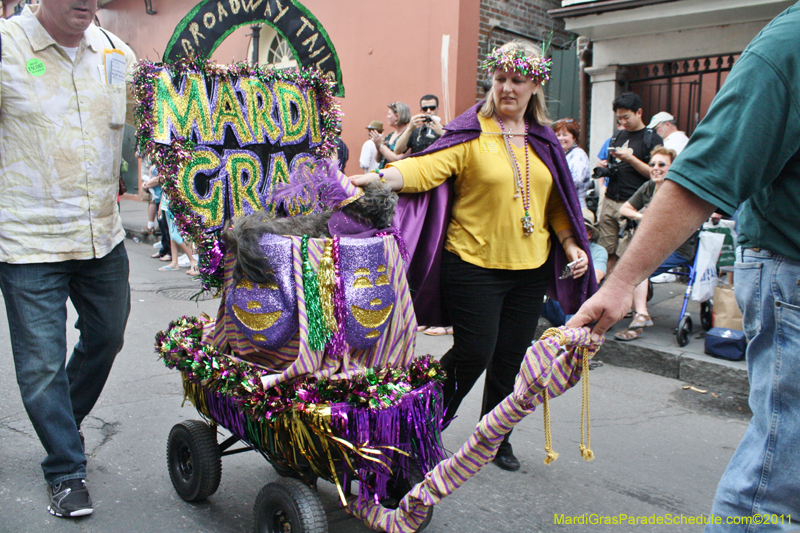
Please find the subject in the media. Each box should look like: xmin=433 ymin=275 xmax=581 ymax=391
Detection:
xmin=609 ymin=180 xmax=716 ymax=287
xmin=631 ymin=156 xmax=651 ymax=177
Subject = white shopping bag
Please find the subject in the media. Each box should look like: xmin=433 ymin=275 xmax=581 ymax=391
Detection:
xmin=691 ymin=231 xmax=725 ymax=302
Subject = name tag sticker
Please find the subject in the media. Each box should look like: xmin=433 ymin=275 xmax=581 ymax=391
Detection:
xmin=26 ymin=58 xmax=46 ymax=76
xmin=103 ymin=49 xmax=126 ymax=85
xmin=480 ymin=139 xmax=499 ymax=153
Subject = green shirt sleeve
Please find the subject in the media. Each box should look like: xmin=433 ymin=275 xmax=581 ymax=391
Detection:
xmin=667 ymin=44 xmax=800 ymax=215
xmin=627 ymin=180 xmax=653 ymax=211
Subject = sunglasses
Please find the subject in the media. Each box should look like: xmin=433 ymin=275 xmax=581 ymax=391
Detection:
xmin=388 ymin=102 xmax=398 ymax=111
xmin=421 ymin=105 xmax=437 ymax=112
xmin=649 ymin=161 xmax=668 ymax=168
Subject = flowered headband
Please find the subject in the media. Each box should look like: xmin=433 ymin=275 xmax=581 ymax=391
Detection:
xmin=482 ymin=47 xmax=552 ymax=84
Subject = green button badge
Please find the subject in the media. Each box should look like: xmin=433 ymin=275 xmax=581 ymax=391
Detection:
xmin=26 ymin=58 xmax=46 ymax=76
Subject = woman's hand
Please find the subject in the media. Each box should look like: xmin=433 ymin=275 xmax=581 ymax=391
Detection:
xmin=350 ymin=173 xmax=381 ymax=187
xmin=369 ymin=129 xmax=383 ymax=148
xmin=564 ymin=242 xmax=589 ymax=279
xmin=350 ymin=167 xmax=404 ymax=191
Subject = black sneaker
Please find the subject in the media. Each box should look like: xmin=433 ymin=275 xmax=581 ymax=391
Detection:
xmin=47 ymin=479 xmax=93 ymax=517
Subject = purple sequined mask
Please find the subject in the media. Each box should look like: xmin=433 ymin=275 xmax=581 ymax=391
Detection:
xmin=226 ymin=234 xmax=298 ymax=349
xmin=340 ymin=237 xmax=396 ymax=349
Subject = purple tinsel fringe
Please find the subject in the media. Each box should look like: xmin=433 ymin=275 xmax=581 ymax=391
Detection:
xmin=330 ymin=381 xmax=445 ymax=507
xmin=191 ymin=375 xmax=445 ymax=510
xmin=204 ymin=387 xmax=248 ymax=442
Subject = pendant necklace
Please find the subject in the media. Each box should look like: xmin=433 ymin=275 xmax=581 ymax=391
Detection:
xmin=496 ymin=115 xmax=533 ymax=236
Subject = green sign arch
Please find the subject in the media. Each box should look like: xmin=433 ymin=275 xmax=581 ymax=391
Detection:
xmin=164 ymin=0 xmax=344 ymax=96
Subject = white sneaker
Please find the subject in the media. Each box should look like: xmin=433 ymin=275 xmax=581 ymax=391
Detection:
xmin=153 ymin=242 xmax=161 ymax=248
xmin=177 ymin=254 xmax=190 ymax=267
xmin=650 ymin=273 xmax=677 ymax=283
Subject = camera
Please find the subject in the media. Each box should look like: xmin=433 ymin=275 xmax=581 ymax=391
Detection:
xmin=423 ymin=115 xmax=432 ymax=123
xmin=618 ymin=217 xmax=638 ymax=239
xmin=592 ymin=164 xmax=617 ymax=180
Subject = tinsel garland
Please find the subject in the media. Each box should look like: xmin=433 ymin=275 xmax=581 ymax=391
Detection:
xmin=155 ymin=316 xmax=445 ymax=420
xmin=302 ymin=235 xmax=331 ymax=351
xmin=156 ymin=315 xmax=447 ymax=507
xmin=132 ymin=57 xmax=342 ymax=292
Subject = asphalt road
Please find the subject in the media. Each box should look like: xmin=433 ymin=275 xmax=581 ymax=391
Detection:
xmin=0 ymin=239 xmax=751 ymax=533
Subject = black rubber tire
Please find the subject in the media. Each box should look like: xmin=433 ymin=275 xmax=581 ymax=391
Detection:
xmin=271 ymin=461 xmax=300 ymax=479
xmin=677 ymin=315 xmax=693 ymax=347
xmin=167 ymin=420 xmax=222 ymax=502
xmin=700 ymin=301 xmax=713 ymax=331
xmin=253 ymin=478 xmax=328 ymax=533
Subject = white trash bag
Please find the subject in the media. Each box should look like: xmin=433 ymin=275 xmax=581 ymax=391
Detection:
xmin=690 ymin=231 xmax=725 ymax=302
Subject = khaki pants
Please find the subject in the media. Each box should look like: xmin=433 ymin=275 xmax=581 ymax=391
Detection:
xmin=597 ymin=196 xmax=626 ymax=256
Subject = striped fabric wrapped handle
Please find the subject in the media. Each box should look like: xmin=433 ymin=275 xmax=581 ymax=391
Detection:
xmin=347 ymin=326 xmax=603 ymax=533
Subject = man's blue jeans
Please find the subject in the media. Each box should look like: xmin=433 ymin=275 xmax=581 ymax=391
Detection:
xmin=0 ymin=243 xmax=130 ymax=485
xmin=706 ymin=248 xmax=800 ymax=531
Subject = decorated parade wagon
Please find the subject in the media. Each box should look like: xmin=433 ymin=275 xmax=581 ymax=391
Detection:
xmin=136 ymin=53 xmax=600 ymax=533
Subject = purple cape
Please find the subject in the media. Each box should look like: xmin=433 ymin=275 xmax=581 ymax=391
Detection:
xmin=392 ymin=103 xmax=598 ymax=326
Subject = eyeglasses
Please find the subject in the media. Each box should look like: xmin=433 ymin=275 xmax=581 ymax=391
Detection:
xmin=421 ymin=105 xmax=437 ymax=112
xmin=388 ymin=103 xmax=398 ymax=111
xmin=649 ymin=161 xmax=668 ymax=168
xmin=559 ymin=118 xmax=574 ymax=123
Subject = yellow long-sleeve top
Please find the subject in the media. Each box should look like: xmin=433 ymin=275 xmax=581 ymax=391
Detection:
xmin=390 ymin=115 xmax=571 ymax=270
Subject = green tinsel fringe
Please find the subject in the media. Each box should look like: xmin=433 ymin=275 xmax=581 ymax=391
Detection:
xmin=302 ymin=235 xmax=332 ymax=351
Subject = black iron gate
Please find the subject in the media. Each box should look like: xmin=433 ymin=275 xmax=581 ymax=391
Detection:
xmin=626 ymin=54 xmax=738 ymax=136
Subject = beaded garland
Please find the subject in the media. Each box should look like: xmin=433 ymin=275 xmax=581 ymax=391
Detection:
xmin=495 ymin=115 xmax=534 ymax=236
xmin=481 ymin=47 xmax=552 ymax=84
xmin=132 ymin=56 xmax=342 ymax=293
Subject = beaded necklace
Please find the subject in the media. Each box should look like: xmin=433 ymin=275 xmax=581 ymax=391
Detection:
xmin=495 ymin=114 xmax=534 ymax=236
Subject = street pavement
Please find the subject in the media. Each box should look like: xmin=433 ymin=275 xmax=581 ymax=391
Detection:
xmin=0 ymin=200 xmax=752 ymax=532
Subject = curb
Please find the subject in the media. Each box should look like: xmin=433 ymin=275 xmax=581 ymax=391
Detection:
xmin=597 ymin=338 xmax=749 ymax=398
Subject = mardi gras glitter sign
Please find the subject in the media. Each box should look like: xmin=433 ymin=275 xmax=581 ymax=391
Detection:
xmin=133 ymin=58 xmax=340 ymax=291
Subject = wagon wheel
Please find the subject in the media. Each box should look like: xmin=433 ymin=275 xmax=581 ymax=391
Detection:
xmin=167 ymin=420 xmax=222 ymax=502
xmin=254 ymin=478 xmax=327 ymax=533
xmin=676 ymin=315 xmax=693 ymax=347
xmin=700 ymin=300 xmax=713 ymax=331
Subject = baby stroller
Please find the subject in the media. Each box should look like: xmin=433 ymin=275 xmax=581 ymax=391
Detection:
xmin=648 ymin=231 xmax=716 ymax=347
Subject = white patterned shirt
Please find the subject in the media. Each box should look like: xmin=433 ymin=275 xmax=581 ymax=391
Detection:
xmin=0 ymin=6 xmax=136 ymax=263
xmin=565 ymin=145 xmax=592 ymax=208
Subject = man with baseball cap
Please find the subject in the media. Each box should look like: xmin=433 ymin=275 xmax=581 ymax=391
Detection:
xmin=648 ymin=112 xmax=689 ymax=155
xmin=359 ymin=120 xmax=383 ymax=172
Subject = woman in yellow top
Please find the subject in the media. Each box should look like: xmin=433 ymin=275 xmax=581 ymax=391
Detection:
xmin=352 ymin=41 xmax=594 ymax=472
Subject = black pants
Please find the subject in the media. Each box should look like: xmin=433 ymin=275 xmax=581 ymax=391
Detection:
xmin=157 ymin=207 xmax=171 ymax=256
xmin=439 ymin=251 xmax=551 ymax=448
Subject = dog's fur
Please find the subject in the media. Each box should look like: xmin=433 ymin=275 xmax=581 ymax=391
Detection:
xmin=223 ymin=180 xmax=398 ymax=286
